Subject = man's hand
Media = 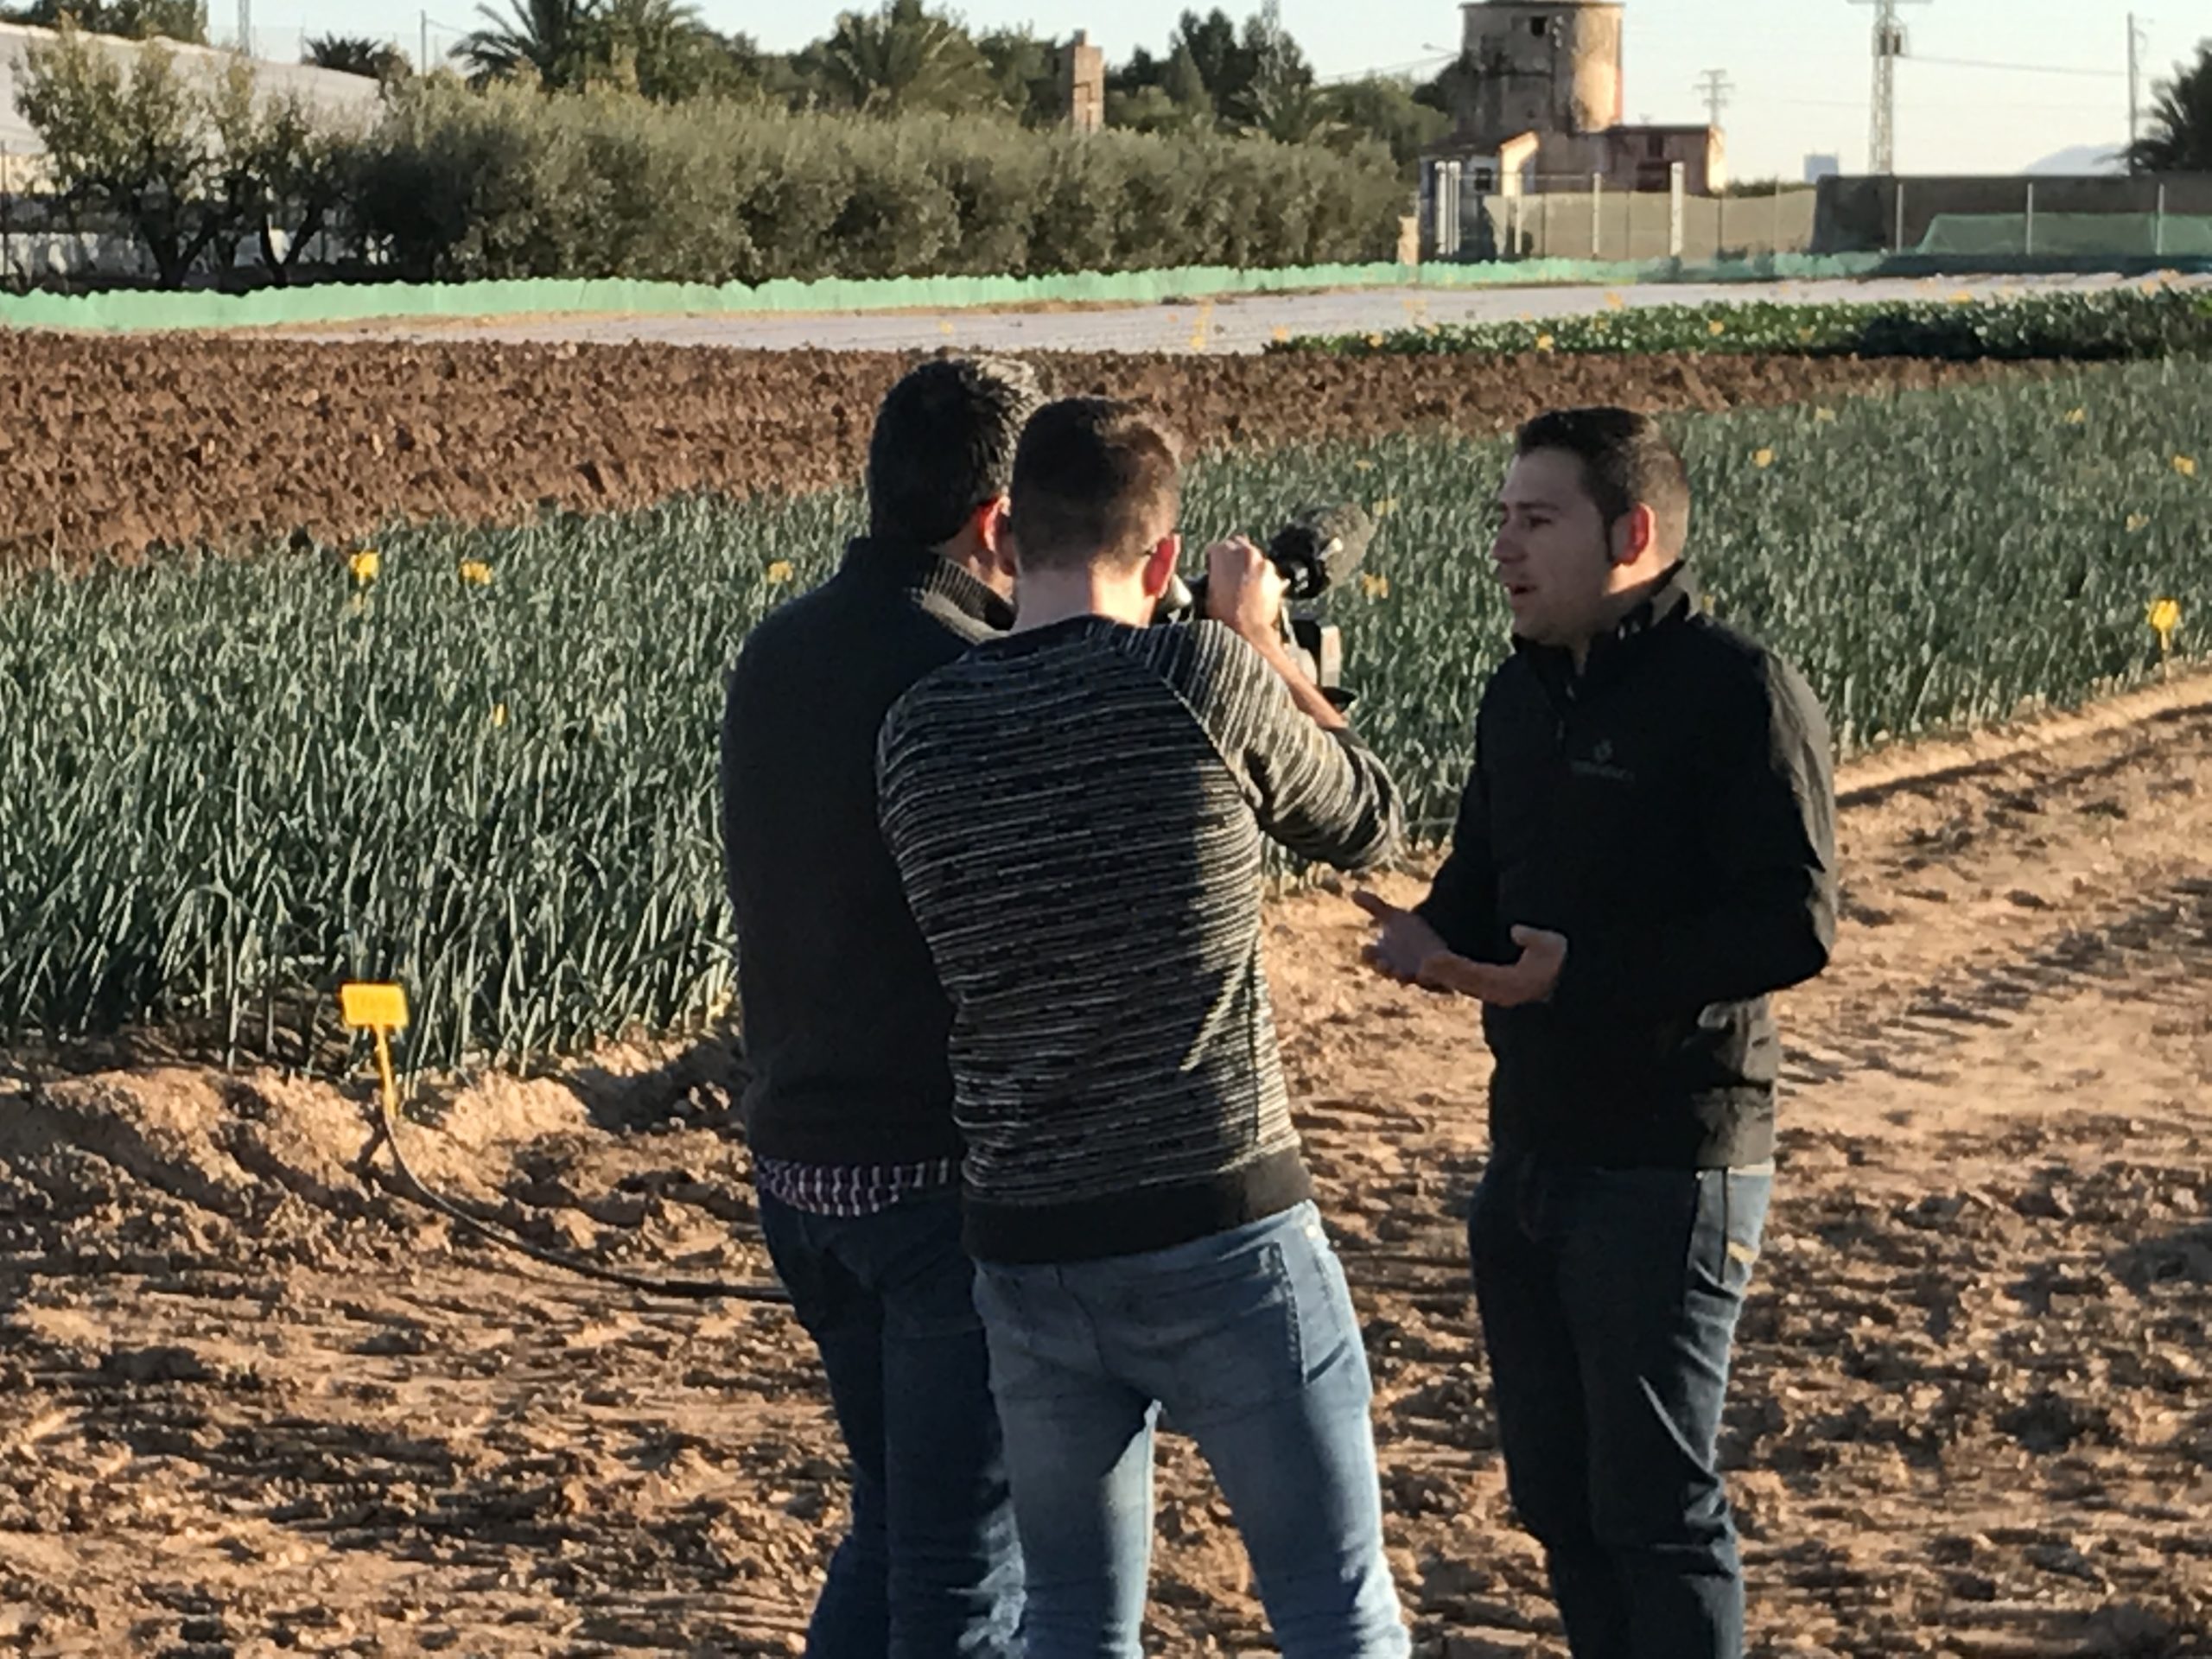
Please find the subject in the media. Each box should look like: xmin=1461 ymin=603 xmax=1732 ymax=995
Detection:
xmin=1204 ymin=537 xmax=1287 ymax=645
xmin=1211 ymin=535 xmax=1347 ymax=731
xmin=1351 ymin=890 xmax=1449 ymax=982
xmin=1417 ymin=925 xmax=1568 ymax=1007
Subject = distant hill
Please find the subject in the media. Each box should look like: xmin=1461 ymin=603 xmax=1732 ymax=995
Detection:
xmin=2026 ymin=143 xmax=2126 ymax=175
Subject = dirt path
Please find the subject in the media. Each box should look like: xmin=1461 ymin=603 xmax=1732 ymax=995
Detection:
xmin=3 ymin=675 xmax=2209 ymax=1657
xmin=285 ymin=275 xmax=2206 ymax=356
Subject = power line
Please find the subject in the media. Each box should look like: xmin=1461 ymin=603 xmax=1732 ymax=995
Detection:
xmin=1739 ymin=92 xmax=2126 ymax=116
xmin=1910 ymin=54 xmax=2125 ymax=79
xmin=417 ymin=10 xmax=470 ymax=67
xmin=1319 ymin=52 xmax=1456 ymax=86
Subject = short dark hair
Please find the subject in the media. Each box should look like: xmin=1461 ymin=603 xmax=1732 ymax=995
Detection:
xmin=1008 ymin=398 xmax=1183 ymax=574
xmin=867 ymin=356 xmax=1043 ymax=546
xmin=1515 ymin=407 xmax=1692 ymax=556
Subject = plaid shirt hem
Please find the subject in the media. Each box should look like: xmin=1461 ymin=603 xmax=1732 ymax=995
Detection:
xmin=753 ymin=1155 xmax=962 ymax=1218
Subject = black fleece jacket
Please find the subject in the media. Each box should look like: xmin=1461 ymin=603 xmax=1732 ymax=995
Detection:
xmin=1417 ymin=565 xmax=1838 ymax=1169
xmin=721 ymin=537 xmax=1014 ymax=1167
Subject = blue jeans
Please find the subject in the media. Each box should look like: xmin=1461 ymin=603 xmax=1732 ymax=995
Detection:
xmin=1469 ymin=1154 xmax=1772 ymax=1659
xmin=759 ymin=1191 xmax=1023 ymax=1659
xmin=973 ymin=1200 xmax=1408 ymax=1659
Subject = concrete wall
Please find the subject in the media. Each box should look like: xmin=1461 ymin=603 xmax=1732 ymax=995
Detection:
xmin=1422 ymin=175 xmax=1817 ymax=262
xmin=1813 ymin=173 xmax=2212 ymax=252
xmin=1495 ymin=188 xmax=1814 ymax=261
xmin=1457 ymin=0 xmax=1623 ymax=141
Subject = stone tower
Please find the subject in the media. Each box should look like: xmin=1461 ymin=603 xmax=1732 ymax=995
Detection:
xmin=1062 ymin=30 xmax=1105 ymax=134
xmin=1456 ymin=0 xmax=1624 ymax=143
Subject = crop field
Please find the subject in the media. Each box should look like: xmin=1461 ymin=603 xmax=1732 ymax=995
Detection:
xmin=0 ymin=319 xmax=2209 ymax=1657
xmin=1 ymin=358 xmax=2202 ymax=1069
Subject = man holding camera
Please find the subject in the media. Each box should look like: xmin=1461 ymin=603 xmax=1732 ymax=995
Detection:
xmin=877 ymin=398 xmax=1409 ymax=1658
xmin=721 ymin=358 xmax=1037 ymax=1656
xmin=1357 ymin=408 xmax=1837 ymax=1659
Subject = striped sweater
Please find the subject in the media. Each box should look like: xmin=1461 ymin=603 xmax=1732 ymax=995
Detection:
xmin=877 ymin=614 xmax=1402 ymax=1263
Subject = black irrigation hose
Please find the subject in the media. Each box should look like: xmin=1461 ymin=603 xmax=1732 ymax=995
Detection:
xmin=372 ymin=1093 xmax=792 ymax=1306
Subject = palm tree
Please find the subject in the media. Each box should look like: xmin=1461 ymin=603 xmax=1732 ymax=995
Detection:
xmin=1238 ymin=74 xmax=1345 ymax=146
xmin=1235 ymin=16 xmax=1335 ymax=148
xmin=303 ymin=34 xmax=408 ymax=79
xmin=593 ymin=0 xmax=721 ymax=100
xmin=460 ymin=0 xmax=601 ymax=90
xmin=2129 ymin=42 xmax=2212 ymax=172
xmin=809 ymin=0 xmax=996 ymax=116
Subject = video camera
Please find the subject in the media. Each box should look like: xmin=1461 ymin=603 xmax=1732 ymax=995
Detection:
xmin=1154 ymin=502 xmax=1375 ymax=707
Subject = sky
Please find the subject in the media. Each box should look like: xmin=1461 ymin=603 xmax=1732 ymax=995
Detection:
xmin=214 ymin=0 xmax=2198 ymax=181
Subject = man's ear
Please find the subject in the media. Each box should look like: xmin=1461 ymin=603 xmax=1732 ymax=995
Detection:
xmin=1141 ymin=533 xmax=1181 ymax=600
xmin=975 ymin=494 xmax=1012 ymax=557
xmin=1611 ymin=503 xmax=1658 ymax=569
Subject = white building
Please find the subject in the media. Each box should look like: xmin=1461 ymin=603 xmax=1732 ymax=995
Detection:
xmin=1 ymin=19 xmax=383 ymax=189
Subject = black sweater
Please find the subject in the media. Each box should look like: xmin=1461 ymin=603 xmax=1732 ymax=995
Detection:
xmin=721 ymin=538 xmax=1014 ymax=1167
xmin=1417 ymin=567 xmax=1838 ymax=1169
xmin=880 ymin=617 xmax=1402 ymax=1263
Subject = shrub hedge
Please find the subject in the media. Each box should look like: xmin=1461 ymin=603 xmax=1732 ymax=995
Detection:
xmin=351 ymin=79 xmax=1407 ymax=284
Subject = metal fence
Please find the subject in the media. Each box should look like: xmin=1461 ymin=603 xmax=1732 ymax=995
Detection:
xmin=1909 ymin=184 xmax=2206 ymax=258
xmin=1813 ymin=175 xmax=2212 ymax=258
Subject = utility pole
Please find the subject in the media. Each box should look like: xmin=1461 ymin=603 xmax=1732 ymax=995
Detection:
xmin=2128 ymin=13 xmax=2151 ymax=159
xmin=1850 ymin=0 xmax=1929 ymax=175
xmin=420 ymin=9 xmax=429 ymax=71
xmin=237 ymin=0 xmax=251 ymax=56
xmin=1693 ymin=68 xmax=1735 ymax=130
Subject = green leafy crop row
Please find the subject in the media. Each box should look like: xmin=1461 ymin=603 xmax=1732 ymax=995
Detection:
xmin=0 ymin=364 xmax=2202 ymax=1070
xmin=1271 ymin=286 xmax=2212 ymax=363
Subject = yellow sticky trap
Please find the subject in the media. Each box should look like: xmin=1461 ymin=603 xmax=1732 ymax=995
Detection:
xmin=340 ymin=982 xmax=410 ymax=1031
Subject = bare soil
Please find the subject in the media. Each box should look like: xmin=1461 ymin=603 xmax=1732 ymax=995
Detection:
xmin=3 ymin=671 xmax=2208 ymax=1656
xmin=0 ymin=331 xmax=2027 ymax=570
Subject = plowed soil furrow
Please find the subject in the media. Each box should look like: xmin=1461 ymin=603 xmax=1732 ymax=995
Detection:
xmin=0 ymin=329 xmax=2026 ymax=571
xmin=3 ymin=676 xmax=2209 ymax=1655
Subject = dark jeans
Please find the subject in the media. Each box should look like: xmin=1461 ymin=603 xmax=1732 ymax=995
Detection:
xmin=1469 ymin=1152 xmax=1772 ymax=1659
xmin=759 ymin=1191 xmax=1024 ymax=1659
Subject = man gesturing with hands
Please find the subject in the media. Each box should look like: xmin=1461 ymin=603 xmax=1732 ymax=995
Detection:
xmin=1357 ymin=408 xmax=1838 ymax=1659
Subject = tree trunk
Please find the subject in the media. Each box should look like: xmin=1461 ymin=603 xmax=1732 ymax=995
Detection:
xmin=145 ymin=228 xmax=189 ymax=290
xmin=270 ymin=202 xmax=328 ymax=283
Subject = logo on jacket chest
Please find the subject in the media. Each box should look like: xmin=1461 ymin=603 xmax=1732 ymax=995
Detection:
xmin=1567 ymin=736 xmax=1637 ymax=785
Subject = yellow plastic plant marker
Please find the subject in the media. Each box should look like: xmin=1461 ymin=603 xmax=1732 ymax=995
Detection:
xmin=339 ymin=982 xmax=410 ymax=1125
xmin=330 ymin=981 xmax=789 ymax=1306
